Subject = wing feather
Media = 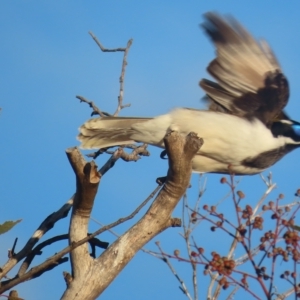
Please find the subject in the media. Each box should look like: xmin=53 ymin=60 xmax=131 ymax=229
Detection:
xmin=200 ymin=12 xmax=289 ymax=125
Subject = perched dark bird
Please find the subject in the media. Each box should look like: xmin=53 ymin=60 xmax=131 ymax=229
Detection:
xmin=78 ymin=12 xmax=300 ymax=175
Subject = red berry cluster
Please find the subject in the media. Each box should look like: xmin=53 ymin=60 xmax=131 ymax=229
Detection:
xmin=206 ymin=252 xmax=236 ymax=276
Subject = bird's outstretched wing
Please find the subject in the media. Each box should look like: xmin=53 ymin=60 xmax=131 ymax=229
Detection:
xmin=199 ymin=12 xmax=289 ymax=126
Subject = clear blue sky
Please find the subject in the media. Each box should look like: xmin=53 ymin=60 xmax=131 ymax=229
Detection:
xmin=1 ymin=1 xmax=300 ymax=299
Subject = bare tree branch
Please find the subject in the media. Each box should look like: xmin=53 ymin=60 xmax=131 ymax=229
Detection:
xmin=78 ymin=32 xmax=132 ymax=117
xmin=61 ymin=131 xmax=203 ymax=299
xmin=0 ymin=171 xmax=160 ymax=293
xmin=155 ymin=241 xmax=193 ymax=300
xmin=0 ymin=197 xmax=73 ymax=280
xmin=65 ymin=147 xmax=101 ymax=280
xmin=99 ymin=147 xmax=124 ymax=175
xmin=88 ymin=31 xmax=127 ymax=52
xmin=17 ymin=235 xmax=69 ymax=277
xmin=86 ymin=143 xmax=150 ymax=162
xmin=76 ymin=95 xmax=110 ymax=117
xmin=15 ymin=234 xmax=108 ymax=277
xmin=113 ymin=38 xmax=133 ymax=116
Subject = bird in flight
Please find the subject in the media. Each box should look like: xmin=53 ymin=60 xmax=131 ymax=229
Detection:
xmin=78 ymin=12 xmax=300 ymax=175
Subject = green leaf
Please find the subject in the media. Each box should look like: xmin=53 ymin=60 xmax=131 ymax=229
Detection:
xmin=0 ymin=220 xmax=22 ymax=235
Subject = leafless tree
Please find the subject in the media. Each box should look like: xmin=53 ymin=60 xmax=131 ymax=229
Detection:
xmin=1 ymin=31 xmax=300 ymax=300
xmin=0 ymin=34 xmax=203 ymax=299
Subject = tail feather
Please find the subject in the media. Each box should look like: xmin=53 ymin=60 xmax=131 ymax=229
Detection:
xmin=77 ymin=117 xmax=151 ymax=149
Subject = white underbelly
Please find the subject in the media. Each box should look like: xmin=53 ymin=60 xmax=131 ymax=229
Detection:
xmin=192 ymin=155 xmax=264 ymax=175
xmin=171 ymin=109 xmax=286 ymax=165
xmin=132 ymin=108 xmax=286 ymax=173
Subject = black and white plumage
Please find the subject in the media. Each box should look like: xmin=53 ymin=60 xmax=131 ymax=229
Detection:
xmin=77 ymin=12 xmax=300 ymax=175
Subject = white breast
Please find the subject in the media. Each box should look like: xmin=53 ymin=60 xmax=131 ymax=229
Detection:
xmin=131 ymin=108 xmax=287 ymax=174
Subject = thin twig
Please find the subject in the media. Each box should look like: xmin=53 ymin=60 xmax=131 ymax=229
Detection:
xmin=226 ymin=285 xmax=240 ymax=300
xmin=0 ymin=197 xmax=74 ymax=280
xmin=11 ymin=238 xmax=18 ymax=256
xmin=99 ymin=148 xmax=124 ymax=175
xmin=88 ymin=31 xmax=127 ymax=52
xmin=85 ymin=147 xmax=111 ymax=159
xmin=252 ymin=183 xmax=277 ymax=217
xmin=113 ymin=39 xmax=133 ymax=116
xmin=182 ymin=194 xmax=198 ymax=300
xmin=87 ymin=32 xmax=133 ymax=116
xmin=17 ymin=234 xmax=108 ymax=276
xmin=260 ymin=172 xmax=273 ymax=187
xmin=86 ymin=143 xmax=150 ymax=160
xmin=119 ymin=144 xmax=149 ymax=161
xmin=155 ymin=242 xmax=193 ymax=300
xmin=17 ymin=235 xmax=69 ymax=277
xmin=98 ymin=144 xmax=149 ymax=175
xmin=76 ymin=95 xmax=109 ymax=117
xmin=0 ymin=185 xmax=161 ymax=293
xmin=207 ymin=272 xmax=220 ymax=300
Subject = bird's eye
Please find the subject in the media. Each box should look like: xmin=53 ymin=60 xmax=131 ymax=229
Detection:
xmin=292 ymin=124 xmax=300 ymax=136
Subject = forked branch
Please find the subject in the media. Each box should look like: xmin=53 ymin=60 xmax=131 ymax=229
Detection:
xmin=61 ymin=131 xmax=203 ymax=299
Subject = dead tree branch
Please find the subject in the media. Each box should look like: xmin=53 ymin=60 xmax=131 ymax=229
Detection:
xmin=88 ymin=32 xmax=127 ymax=52
xmin=86 ymin=143 xmax=149 ymax=161
xmin=113 ymin=38 xmax=133 ymax=116
xmin=75 ymin=95 xmax=110 ymax=117
xmin=61 ymin=131 xmax=203 ymax=299
xmin=0 ymin=197 xmax=74 ymax=280
xmin=78 ymin=33 xmax=132 ymax=117
xmin=155 ymin=241 xmax=193 ymax=300
xmin=65 ymin=147 xmax=101 ymax=278
xmin=0 ymin=181 xmax=159 ymax=293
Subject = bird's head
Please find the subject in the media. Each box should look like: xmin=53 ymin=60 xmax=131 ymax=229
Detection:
xmin=271 ymin=119 xmax=300 ymax=145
